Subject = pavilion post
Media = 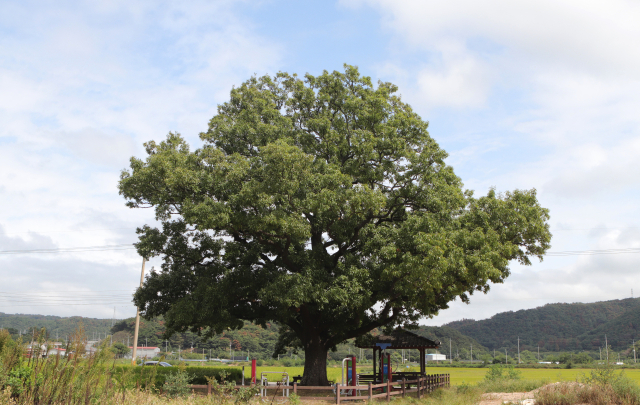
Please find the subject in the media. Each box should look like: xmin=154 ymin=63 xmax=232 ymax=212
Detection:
xmin=373 ymin=347 xmax=377 ymax=383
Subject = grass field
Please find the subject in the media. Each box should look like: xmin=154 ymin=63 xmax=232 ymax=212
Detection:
xmin=243 ymin=366 xmax=640 ymax=386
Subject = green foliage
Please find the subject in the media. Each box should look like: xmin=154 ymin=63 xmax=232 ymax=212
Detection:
xmin=416 ymin=326 xmax=487 ymax=352
xmin=206 ymin=370 xmax=260 ymax=404
xmin=162 ymin=370 xmax=191 ymax=398
xmin=114 ymin=365 xmax=242 ymax=387
xmin=0 ymin=329 xmax=12 ymax=355
xmin=483 ymin=364 xmax=521 ymax=382
xmin=5 ymin=362 xmax=31 ymax=396
xmin=110 ymin=342 xmax=131 ymax=357
xmin=481 ymin=378 xmax=549 ymax=393
xmin=0 ymin=313 xmax=113 ymax=340
xmin=478 ymin=364 xmax=549 ymax=393
xmin=536 ymin=373 xmax=640 ymax=405
xmin=288 ymin=392 xmax=301 ymax=405
xmin=0 ymin=326 xmax=127 ymax=404
xmin=120 ymin=64 xmax=551 ymax=384
xmin=447 ymin=297 xmax=640 ymax=353
xmin=582 ymin=362 xmax=623 ymax=386
xmin=424 ymin=387 xmax=482 ymax=405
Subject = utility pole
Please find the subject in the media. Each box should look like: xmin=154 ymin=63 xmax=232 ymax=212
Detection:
xmin=505 ymin=349 xmax=508 ymax=364
xmin=606 ymin=335 xmax=609 ymax=363
xmin=131 ymin=257 xmax=146 ymax=365
xmin=538 ymin=346 xmax=540 ymax=362
xmin=450 ymin=339 xmax=452 ymax=364
xmin=518 ymin=337 xmax=520 ymax=364
xmin=470 ymin=344 xmax=473 ymax=363
xmin=633 ymin=340 xmax=636 ymax=363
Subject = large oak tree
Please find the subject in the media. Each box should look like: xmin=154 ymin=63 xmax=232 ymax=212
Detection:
xmin=119 ymin=65 xmax=551 ymax=386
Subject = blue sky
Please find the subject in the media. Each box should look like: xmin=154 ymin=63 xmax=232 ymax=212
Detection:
xmin=1 ymin=0 xmax=639 ymax=324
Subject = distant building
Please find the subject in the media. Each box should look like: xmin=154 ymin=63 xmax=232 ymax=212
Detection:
xmin=425 ymin=354 xmax=446 ymax=361
xmin=47 ymin=348 xmax=66 ymax=357
xmin=126 ymin=346 xmax=160 ymax=359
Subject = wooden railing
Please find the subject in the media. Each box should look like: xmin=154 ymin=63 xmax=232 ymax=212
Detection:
xmin=191 ymin=374 xmax=450 ymax=403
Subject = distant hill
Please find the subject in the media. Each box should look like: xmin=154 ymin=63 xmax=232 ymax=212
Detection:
xmin=0 ymin=312 xmax=114 ymax=340
xmin=415 ymin=325 xmax=488 ymax=356
xmin=0 ymin=312 xmax=490 ymax=361
xmin=445 ymin=298 xmax=640 ymax=352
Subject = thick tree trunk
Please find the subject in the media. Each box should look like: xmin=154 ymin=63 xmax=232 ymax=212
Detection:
xmin=301 ymin=337 xmax=330 ymax=386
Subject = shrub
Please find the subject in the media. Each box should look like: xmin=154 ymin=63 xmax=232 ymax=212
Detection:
xmin=162 ymin=370 xmax=191 ymax=398
xmin=113 ymin=365 xmax=243 ymax=388
xmin=479 ymin=364 xmax=548 ymax=393
xmin=482 ymin=364 xmax=521 ymax=382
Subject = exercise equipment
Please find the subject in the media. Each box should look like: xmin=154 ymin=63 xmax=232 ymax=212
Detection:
xmin=251 ymin=358 xmax=256 ymax=384
xmin=341 ymin=356 xmax=358 ymax=396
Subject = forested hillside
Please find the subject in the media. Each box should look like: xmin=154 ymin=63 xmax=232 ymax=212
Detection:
xmin=0 ymin=312 xmax=490 ymax=362
xmin=446 ymin=298 xmax=640 ymax=352
xmin=7 ymin=297 xmax=636 ymax=360
xmin=0 ymin=312 xmax=113 ymax=340
xmin=414 ymin=326 xmax=489 ymax=359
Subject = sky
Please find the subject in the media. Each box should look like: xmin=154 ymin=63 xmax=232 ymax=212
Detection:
xmin=1 ymin=0 xmax=639 ymax=325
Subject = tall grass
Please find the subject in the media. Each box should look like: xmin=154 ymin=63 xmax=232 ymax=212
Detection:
xmin=0 ymin=326 xmax=162 ymax=405
xmin=535 ymin=363 xmax=640 ymax=405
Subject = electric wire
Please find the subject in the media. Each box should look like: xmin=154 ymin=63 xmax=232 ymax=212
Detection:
xmin=546 ymin=248 xmax=640 ymax=256
xmin=0 ymin=289 xmax=137 ymax=307
xmin=1 ymin=244 xmax=639 ymax=256
xmin=0 ymin=244 xmax=136 ymax=254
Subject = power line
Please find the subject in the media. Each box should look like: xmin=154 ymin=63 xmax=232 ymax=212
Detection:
xmin=546 ymin=248 xmax=640 ymax=256
xmin=553 ymin=227 xmax=640 ymax=231
xmin=0 ymin=243 xmax=639 ymax=257
xmin=1 ymin=227 xmax=135 ymax=236
xmin=0 ymin=244 xmax=136 ymax=255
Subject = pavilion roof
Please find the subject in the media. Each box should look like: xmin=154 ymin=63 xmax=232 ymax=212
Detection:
xmin=356 ymin=329 xmax=440 ymax=350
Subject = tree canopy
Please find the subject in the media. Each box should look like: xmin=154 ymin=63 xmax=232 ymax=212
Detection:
xmin=119 ymin=65 xmax=551 ymax=385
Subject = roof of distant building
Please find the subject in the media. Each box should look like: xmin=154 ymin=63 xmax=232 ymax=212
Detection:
xmin=356 ymin=329 xmax=440 ymax=349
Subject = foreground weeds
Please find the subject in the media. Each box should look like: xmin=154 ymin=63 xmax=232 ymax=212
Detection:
xmin=401 ymin=388 xmax=482 ymax=405
xmin=476 ymin=364 xmax=549 ymax=393
xmin=0 ymin=327 xmax=261 ymax=405
xmin=0 ymin=389 xmax=258 ymax=405
xmin=535 ymin=363 xmax=640 ymax=405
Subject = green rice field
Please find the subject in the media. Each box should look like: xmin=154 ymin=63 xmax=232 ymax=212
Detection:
xmin=243 ymin=366 xmax=640 ymax=386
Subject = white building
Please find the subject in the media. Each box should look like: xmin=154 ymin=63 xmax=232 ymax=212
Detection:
xmin=126 ymin=346 xmax=161 ymax=359
xmin=47 ymin=347 xmax=66 ymax=357
xmin=425 ymin=354 xmax=446 ymax=361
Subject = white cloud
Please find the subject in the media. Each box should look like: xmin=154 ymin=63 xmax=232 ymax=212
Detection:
xmin=2 ymin=0 xmax=639 ymax=325
xmin=415 ymin=41 xmax=492 ymax=108
xmin=0 ymin=1 xmax=281 ymax=318
xmin=343 ymin=0 xmax=640 ymax=324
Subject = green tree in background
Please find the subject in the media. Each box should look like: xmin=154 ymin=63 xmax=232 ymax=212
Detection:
xmin=119 ymin=65 xmax=551 ymax=386
xmin=110 ymin=342 xmax=131 ymax=358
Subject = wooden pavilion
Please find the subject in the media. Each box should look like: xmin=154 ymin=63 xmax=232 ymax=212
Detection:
xmin=356 ymin=329 xmax=440 ymax=384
